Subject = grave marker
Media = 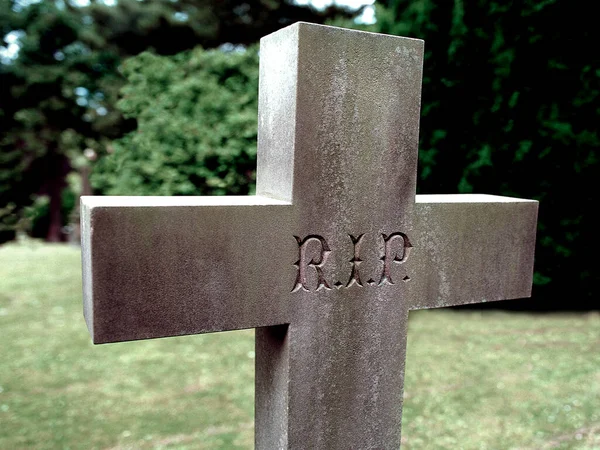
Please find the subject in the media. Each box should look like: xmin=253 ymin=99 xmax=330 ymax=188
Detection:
xmin=81 ymin=22 xmax=538 ymax=449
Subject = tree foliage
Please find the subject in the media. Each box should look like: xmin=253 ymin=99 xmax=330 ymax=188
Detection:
xmin=87 ymin=0 xmax=358 ymax=54
xmin=375 ymin=0 xmax=599 ymax=307
xmin=1 ymin=1 xmax=123 ymax=241
xmin=0 ymin=0 xmax=358 ymax=242
xmin=92 ymin=47 xmax=259 ymax=195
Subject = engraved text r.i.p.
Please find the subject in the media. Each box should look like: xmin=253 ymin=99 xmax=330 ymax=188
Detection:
xmin=292 ymin=232 xmax=412 ymax=292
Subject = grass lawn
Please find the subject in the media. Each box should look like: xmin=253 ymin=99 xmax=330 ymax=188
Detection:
xmin=0 ymin=241 xmax=598 ymax=449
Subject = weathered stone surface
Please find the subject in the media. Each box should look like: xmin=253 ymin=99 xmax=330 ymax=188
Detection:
xmin=82 ymin=22 xmax=538 ymax=449
xmin=410 ymin=194 xmax=538 ymax=310
xmin=81 ymin=196 xmax=293 ymax=343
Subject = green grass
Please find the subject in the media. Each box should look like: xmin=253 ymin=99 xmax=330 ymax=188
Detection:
xmin=0 ymin=241 xmax=598 ymax=449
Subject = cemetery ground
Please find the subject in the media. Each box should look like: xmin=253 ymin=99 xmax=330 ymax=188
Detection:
xmin=0 ymin=241 xmax=598 ymax=450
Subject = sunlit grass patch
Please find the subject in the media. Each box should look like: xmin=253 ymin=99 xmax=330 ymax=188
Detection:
xmin=0 ymin=241 xmax=598 ymax=449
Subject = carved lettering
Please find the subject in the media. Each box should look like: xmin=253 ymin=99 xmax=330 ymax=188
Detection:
xmin=346 ymin=234 xmax=364 ymax=288
xmin=292 ymin=235 xmax=332 ymax=292
xmin=379 ymin=232 xmax=412 ymax=286
xmin=292 ymin=231 xmax=412 ymax=292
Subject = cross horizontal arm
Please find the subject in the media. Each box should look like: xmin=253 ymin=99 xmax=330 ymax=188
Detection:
xmin=81 ymin=196 xmax=293 ymax=344
xmin=408 ymin=194 xmax=538 ymax=310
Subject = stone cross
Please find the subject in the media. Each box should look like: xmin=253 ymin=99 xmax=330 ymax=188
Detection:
xmin=81 ymin=23 xmax=538 ymax=449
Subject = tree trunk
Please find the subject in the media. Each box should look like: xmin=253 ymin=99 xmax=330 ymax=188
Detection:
xmin=46 ymin=173 xmax=65 ymax=242
xmin=68 ymin=165 xmax=93 ymax=245
xmin=45 ymin=154 xmax=70 ymax=243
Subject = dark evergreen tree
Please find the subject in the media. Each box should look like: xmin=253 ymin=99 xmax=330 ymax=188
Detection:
xmin=375 ymin=0 xmax=599 ymax=308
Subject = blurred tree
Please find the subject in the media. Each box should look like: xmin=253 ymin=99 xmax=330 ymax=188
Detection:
xmin=375 ymin=0 xmax=599 ymax=307
xmin=0 ymin=0 xmax=358 ymax=242
xmin=91 ymin=47 xmax=259 ymax=196
xmin=0 ymin=1 xmax=122 ymax=242
xmin=87 ymin=0 xmax=359 ymax=54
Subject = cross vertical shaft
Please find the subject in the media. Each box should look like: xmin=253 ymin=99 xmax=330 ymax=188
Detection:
xmin=255 ymin=23 xmax=424 ymax=448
